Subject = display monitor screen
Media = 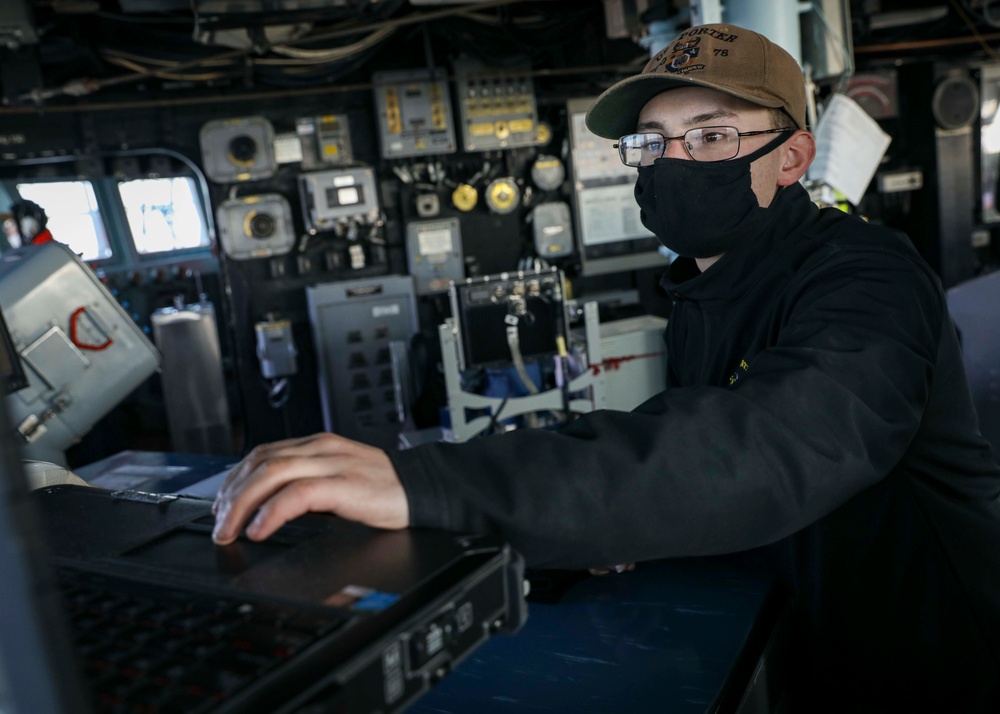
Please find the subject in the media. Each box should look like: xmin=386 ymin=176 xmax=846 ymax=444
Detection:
xmin=567 ymin=98 xmax=670 ymax=277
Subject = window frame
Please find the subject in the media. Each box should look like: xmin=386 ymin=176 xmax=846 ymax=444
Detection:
xmin=1 ymin=150 xmax=218 ymax=274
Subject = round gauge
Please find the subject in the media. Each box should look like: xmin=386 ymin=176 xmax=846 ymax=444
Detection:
xmin=531 ymin=155 xmax=565 ymax=191
xmin=485 ymin=178 xmax=521 ymax=214
xmin=452 ymin=183 xmax=479 ymax=212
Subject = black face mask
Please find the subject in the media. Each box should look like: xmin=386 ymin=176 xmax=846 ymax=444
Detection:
xmin=634 ymin=131 xmax=793 ymax=260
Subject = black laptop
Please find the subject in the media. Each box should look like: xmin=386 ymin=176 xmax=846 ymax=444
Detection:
xmin=0 ymin=307 xmax=526 ymax=714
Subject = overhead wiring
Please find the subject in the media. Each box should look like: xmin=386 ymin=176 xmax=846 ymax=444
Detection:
xmin=102 ymin=54 xmax=238 ymax=82
xmin=265 ymin=25 xmax=397 ymax=63
xmin=20 ymin=0 xmax=530 ymax=104
xmin=99 ymin=49 xmax=234 ymax=69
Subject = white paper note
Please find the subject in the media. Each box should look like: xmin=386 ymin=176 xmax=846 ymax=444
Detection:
xmin=807 ymin=93 xmax=892 ymax=206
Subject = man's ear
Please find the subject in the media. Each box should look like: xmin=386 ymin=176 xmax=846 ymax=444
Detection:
xmin=776 ymin=130 xmax=816 ymax=186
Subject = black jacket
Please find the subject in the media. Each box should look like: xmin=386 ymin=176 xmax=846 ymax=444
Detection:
xmin=391 ymin=182 xmax=1000 ymax=711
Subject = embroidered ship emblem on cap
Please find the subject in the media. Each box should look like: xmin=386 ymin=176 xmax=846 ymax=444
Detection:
xmin=666 ymin=39 xmax=702 ymax=73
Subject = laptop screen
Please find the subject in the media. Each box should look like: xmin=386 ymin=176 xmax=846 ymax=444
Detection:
xmin=0 ymin=398 xmax=91 ymax=713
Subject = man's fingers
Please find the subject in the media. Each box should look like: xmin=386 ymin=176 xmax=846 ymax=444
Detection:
xmin=244 ymin=479 xmax=331 ymax=541
xmin=215 ymin=434 xmax=344 ymax=508
xmin=213 ymin=455 xmax=332 ymax=544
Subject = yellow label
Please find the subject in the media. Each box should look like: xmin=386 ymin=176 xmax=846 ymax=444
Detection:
xmin=509 ymin=119 xmax=534 ymax=133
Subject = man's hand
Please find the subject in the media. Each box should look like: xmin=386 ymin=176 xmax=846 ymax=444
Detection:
xmin=211 ymin=432 xmax=409 ymax=545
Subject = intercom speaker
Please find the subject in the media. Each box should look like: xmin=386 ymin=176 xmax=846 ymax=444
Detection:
xmin=216 ymin=194 xmax=295 ymax=261
xmin=245 ymin=211 xmax=277 ymax=239
xmin=199 ymin=116 xmax=279 ymax=183
xmin=931 ymin=75 xmax=979 ymax=131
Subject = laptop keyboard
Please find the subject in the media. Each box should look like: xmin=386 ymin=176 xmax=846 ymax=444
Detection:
xmin=59 ymin=569 xmax=350 ymax=714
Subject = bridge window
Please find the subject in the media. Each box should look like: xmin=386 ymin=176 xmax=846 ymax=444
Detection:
xmin=15 ymin=181 xmax=112 ymax=261
xmin=118 ymin=177 xmax=210 ymax=255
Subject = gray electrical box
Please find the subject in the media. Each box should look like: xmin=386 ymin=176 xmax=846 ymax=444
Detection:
xmin=532 ymin=202 xmax=574 ymax=258
xmin=298 ymin=167 xmax=380 ymax=233
xmin=373 ymin=69 xmax=457 ymax=159
xmin=296 ymin=114 xmax=354 ymax=168
xmin=0 ymin=243 xmax=161 ymax=462
xmin=306 ymin=275 xmax=418 ymax=451
xmin=455 ymin=58 xmax=540 ymax=152
xmin=406 ymin=218 xmax=464 ymax=295
xmin=254 ymin=319 xmax=297 ymax=379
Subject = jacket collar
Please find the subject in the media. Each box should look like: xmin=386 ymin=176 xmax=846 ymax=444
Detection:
xmin=661 ymin=182 xmax=820 ymax=305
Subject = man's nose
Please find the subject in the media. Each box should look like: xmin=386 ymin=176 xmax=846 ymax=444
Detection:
xmin=664 ymin=139 xmax=689 ymax=160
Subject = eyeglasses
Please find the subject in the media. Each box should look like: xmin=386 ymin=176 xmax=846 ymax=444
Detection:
xmin=614 ymin=126 xmax=794 ymax=166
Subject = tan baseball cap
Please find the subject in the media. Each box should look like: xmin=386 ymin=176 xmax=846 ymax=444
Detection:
xmin=585 ymin=24 xmax=807 ymax=139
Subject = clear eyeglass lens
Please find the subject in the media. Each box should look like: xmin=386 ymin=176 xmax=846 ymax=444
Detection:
xmin=685 ymin=127 xmax=740 ymax=161
xmin=618 ymin=128 xmax=742 ymax=166
xmin=619 ymin=134 xmax=663 ymax=167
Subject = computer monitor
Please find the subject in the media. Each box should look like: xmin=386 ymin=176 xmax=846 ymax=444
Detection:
xmin=566 ymin=97 xmax=670 ymax=277
xmin=0 ymin=306 xmax=27 ymax=395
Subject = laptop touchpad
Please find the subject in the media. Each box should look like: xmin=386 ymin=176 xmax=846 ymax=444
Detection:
xmin=122 ymin=528 xmax=289 ymax=577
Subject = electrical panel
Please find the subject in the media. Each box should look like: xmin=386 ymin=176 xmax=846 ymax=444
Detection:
xmin=449 ymin=267 xmax=566 ymax=370
xmin=216 ymin=194 xmax=295 ymax=260
xmin=306 ymin=276 xmax=418 ymax=451
xmin=455 ymin=59 xmax=539 ymax=152
xmin=199 ymin=116 xmax=278 ymax=183
xmin=373 ymin=69 xmax=457 ymax=159
xmin=298 ymin=167 xmax=380 ymax=233
xmin=406 ymin=218 xmax=464 ymax=295
xmin=296 ymin=114 xmax=354 ymax=168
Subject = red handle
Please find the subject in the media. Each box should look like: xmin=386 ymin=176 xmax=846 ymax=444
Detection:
xmin=69 ymin=306 xmax=113 ymax=351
